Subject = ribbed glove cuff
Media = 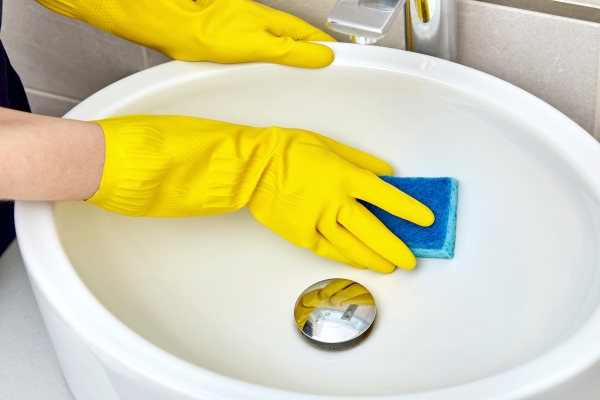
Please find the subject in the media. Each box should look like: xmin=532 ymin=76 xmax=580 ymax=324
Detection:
xmin=86 ymin=118 xmax=174 ymax=216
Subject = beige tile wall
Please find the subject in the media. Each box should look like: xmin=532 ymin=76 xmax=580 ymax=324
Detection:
xmin=1 ymin=0 xmax=600 ymax=137
xmin=458 ymin=1 xmax=600 ymax=135
xmin=256 ymin=0 xmax=600 ymax=135
xmin=1 ymin=0 xmax=146 ymax=115
xmin=570 ymin=0 xmax=600 ymax=7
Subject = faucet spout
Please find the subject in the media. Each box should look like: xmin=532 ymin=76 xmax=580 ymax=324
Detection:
xmin=326 ymin=0 xmax=457 ymax=62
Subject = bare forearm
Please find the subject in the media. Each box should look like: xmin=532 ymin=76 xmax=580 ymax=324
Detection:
xmin=0 ymin=107 xmax=104 ymax=201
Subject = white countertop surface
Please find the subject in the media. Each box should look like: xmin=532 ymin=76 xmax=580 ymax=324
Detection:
xmin=0 ymin=240 xmax=74 ymax=400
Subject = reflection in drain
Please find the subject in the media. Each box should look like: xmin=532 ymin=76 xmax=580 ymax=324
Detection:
xmin=294 ymin=278 xmax=376 ymax=351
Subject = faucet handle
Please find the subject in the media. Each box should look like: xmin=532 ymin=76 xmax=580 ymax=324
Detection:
xmin=326 ymin=0 xmax=404 ymax=45
xmin=326 ymin=0 xmax=458 ymax=62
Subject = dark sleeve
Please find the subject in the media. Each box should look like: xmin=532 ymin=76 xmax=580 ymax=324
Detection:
xmin=0 ymin=0 xmax=31 ymax=255
xmin=0 ymin=41 xmax=31 ymax=113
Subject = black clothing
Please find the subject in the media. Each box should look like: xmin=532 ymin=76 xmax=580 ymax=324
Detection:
xmin=0 ymin=0 xmax=31 ymax=255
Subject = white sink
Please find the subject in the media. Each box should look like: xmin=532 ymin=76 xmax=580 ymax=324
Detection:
xmin=16 ymin=43 xmax=600 ymax=399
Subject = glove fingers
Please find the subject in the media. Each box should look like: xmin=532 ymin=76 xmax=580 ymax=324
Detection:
xmin=310 ymin=234 xmax=367 ymax=269
xmin=334 ymin=283 xmax=371 ymax=300
xmin=321 ymin=136 xmax=394 ymax=176
xmin=320 ymin=223 xmax=395 ymax=273
xmin=300 ymin=280 xmax=353 ymax=310
xmin=353 ymin=171 xmax=435 ymax=227
xmin=320 ymin=279 xmax=355 ymax=299
xmin=339 ymin=293 xmax=376 ymax=307
xmin=258 ymin=35 xmax=334 ymax=68
xmin=338 ymin=201 xmax=417 ymax=270
xmin=330 ymin=283 xmax=372 ymax=306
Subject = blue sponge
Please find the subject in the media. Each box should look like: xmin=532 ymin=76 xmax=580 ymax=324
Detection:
xmin=360 ymin=177 xmax=458 ymax=259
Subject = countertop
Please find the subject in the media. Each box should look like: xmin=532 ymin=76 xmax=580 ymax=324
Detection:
xmin=0 ymin=240 xmax=74 ymax=399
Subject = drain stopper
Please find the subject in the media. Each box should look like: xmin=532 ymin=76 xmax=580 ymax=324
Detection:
xmin=294 ymin=278 xmax=376 ymax=351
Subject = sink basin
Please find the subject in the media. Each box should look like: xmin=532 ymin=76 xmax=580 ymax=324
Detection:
xmin=15 ymin=43 xmax=600 ymax=399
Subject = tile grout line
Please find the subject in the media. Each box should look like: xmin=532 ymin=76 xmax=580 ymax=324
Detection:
xmin=141 ymin=46 xmax=150 ymax=70
xmin=24 ymin=88 xmax=82 ymax=104
xmin=594 ymin=48 xmax=600 ymax=141
xmin=484 ymin=0 xmax=600 ymax=24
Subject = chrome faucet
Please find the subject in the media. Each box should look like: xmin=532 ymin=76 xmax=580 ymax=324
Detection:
xmin=326 ymin=0 xmax=457 ymax=61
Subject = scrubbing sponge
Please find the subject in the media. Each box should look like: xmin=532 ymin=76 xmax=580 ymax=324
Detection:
xmin=361 ymin=177 xmax=458 ymax=259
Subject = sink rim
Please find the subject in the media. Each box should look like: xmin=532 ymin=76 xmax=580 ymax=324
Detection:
xmin=15 ymin=42 xmax=600 ymax=399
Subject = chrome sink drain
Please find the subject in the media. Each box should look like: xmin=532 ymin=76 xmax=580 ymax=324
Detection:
xmin=294 ymin=278 xmax=376 ymax=351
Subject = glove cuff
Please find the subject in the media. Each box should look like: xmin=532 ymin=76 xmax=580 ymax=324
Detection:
xmin=86 ymin=115 xmax=277 ymax=218
xmin=86 ymin=117 xmax=175 ymax=217
xmin=36 ymin=0 xmax=124 ymax=33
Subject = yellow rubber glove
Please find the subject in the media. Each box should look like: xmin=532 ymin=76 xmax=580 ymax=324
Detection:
xmin=294 ymin=279 xmax=375 ymax=329
xmin=36 ymin=0 xmax=335 ymax=68
xmin=87 ymin=115 xmax=434 ymax=273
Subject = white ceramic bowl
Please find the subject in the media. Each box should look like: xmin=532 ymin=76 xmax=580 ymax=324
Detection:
xmin=16 ymin=43 xmax=600 ymax=399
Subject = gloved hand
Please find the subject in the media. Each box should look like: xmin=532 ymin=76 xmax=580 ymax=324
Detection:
xmin=87 ymin=115 xmax=434 ymax=273
xmin=36 ymin=0 xmax=335 ymax=68
xmin=294 ymin=279 xmax=375 ymax=328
